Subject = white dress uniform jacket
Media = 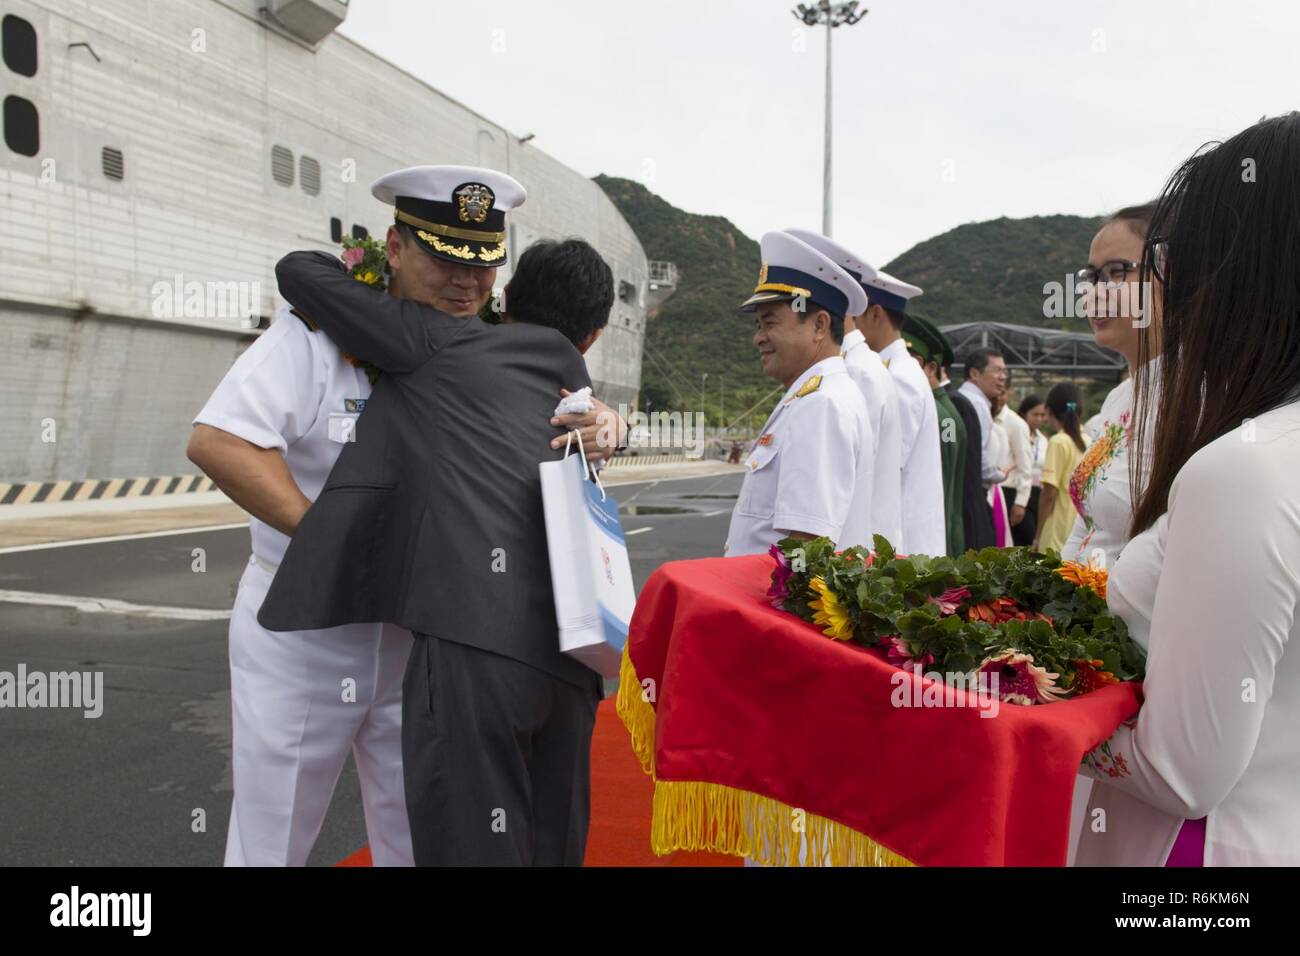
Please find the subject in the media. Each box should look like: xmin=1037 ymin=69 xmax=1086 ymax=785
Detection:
xmin=878 ymin=338 xmax=946 ymax=556
xmin=841 ymin=328 xmax=903 ymax=547
xmin=725 ymin=356 xmax=873 ymax=557
xmin=194 ymin=305 xmax=414 ymax=867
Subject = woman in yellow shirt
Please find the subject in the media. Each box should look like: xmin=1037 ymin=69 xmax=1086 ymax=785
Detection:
xmin=1034 ymin=383 xmax=1091 ymax=553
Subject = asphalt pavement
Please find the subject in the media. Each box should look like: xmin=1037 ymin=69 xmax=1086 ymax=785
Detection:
xmin=0 ymin=470 xmax=743 ymax=865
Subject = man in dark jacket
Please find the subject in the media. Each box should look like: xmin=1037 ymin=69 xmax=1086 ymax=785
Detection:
xmin=260 ymin=211 xmax=617 ymax=864
xmin=945 ymin=374 xmax=998 ymax=550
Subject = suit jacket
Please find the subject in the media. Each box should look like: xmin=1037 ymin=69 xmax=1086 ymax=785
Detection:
xmin=947 ymin=386 xmax=997 ymax=551
xmin=257 ymin=251 xmax=598 ymax=691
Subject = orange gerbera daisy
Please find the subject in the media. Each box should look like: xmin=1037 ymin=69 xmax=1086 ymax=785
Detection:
xmin=1072 ymin=658 xmax=1120 ymax=695
xmin=1056 ymin=560 xmax=1108 ymax=599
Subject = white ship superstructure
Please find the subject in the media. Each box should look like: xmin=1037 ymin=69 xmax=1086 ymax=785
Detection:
xmin=0 ymin=0 xmax=651 ymax=494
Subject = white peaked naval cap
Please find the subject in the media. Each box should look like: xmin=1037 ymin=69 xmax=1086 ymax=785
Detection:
xmin=740 ymin=230 xmax=868 ymax=318
xmin=370 ymin=164 xmax=526 ymax=267
xmin=784 ymin=227 xmax=923 ymax=313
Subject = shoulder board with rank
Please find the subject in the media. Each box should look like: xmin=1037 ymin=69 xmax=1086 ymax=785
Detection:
xmin=795 ymin=374 xmax=822 ymax=398
xmin=290 ymin=307 xmax=319 ymax=332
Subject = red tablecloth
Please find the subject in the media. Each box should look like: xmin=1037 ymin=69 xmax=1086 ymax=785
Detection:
xmin=617 ymin=554 xmax=1142 ymax=866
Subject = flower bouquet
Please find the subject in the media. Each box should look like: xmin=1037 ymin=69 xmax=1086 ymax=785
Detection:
xmin=768 ymin=536 xmax=1145 ymax=704
xmin=340 ymin=235 xmax=388 ymax=291
xmin=335 ymin=235 xmax=389 ymax=384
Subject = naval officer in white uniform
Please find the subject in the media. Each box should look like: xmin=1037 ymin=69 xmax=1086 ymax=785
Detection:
xmin=784 ymin=228 xmax=903 ymax=547
xmin=856 ymin=267 xmax=947 ymax=556
xmin=191 ymin=298 xmax=417 ymax=867
xmin=725 ymin=230 xmax=874 ymax=557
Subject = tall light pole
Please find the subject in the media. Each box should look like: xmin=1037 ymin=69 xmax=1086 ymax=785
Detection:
xmin=701 ymin=373 xmax=709 ymax=430
xmin=793 ymin=1 xmax=866 ymax=236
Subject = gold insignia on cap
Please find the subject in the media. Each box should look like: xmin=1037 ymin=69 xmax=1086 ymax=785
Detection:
xmin=455 ymin=183 xmax=495 ymax=223
xmin=795 ymin=374 xmax=822 ymax=398
xmin=757 ymin=262 xmax=768 ymax=285
xmin=418 ymin=230 xmax=476 ymax=260
xmin=396 ymin=209 xmax=504 ymax=242
xmin=477 ymin=242 xmax=506 ymax=263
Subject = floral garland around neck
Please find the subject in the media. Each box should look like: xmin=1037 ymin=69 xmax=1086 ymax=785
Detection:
xmin=324 ymin=236 xmax=389 ymax=386
xmin=1069 ymin=409 xmax=1133 ymax=534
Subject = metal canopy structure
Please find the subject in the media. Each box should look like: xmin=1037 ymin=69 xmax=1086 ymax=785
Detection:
xmin=937 ymin=321 xmax=1127 ymax=380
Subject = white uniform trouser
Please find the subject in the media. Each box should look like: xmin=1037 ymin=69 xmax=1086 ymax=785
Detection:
xmin=225 ymin=556 xmax=415 ymax=866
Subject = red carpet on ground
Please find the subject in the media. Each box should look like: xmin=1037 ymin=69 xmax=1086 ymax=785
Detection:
xmin=335 ymin=697 xmax=739 ymax=867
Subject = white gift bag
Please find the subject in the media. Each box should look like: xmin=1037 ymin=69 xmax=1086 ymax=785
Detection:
xmin=539 ymin=432 xmax=636 ymax=677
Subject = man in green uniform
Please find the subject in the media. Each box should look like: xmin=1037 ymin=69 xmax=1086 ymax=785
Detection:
xmin=903 ymin=314 xmax=966 ymax=557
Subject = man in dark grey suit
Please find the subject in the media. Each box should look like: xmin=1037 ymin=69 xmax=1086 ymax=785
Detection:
xmin=258 ymin=232 xmax=617 ymax=865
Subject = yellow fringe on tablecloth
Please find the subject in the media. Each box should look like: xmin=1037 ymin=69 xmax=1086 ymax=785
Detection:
xmin=615 ymin=646 xmax=915 ymax=866
xmin=651 ymin=779 xmax=917 ymax=867
xmin=616 ymin=643 xmax=657 ymax=778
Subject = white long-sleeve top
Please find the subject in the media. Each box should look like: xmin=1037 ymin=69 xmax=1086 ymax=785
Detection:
xmin=996 ymin=405 xmax=1034 ymax=509
xmin=957 ymin=380 xmax=1003 ymax=486
xmin=1076 ymin=399 xmax=1300 ymax=866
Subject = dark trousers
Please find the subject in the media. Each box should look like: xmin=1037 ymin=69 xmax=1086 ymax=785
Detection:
xmin=402 ymin=634 xmax=600 ymax=866
xmin=1008 ymin=486 xmax=1040 ymax=547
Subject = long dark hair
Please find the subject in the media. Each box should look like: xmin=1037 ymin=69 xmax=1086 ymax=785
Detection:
xmin=1130 ymin=113 xmax=1300 ymax=536
xmin=1046 ymin=383 xmax=1086 ymax=451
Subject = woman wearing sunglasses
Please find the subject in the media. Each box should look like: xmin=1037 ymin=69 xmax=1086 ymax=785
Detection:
xmin=1076 ymin=113 xmax=1300 ymax=866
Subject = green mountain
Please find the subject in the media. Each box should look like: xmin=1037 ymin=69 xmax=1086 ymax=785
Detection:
xmin=593 ymin=174 xmax=773 ymax=428
xmin=594 ymin=175 xmax=1103 ymax=427
xmin=883 ymin=214 xmax=1103 ymax=329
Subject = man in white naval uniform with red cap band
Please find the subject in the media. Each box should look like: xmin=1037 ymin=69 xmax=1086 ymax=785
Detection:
xmin=725 ymin=230 xmax=874 ymax=559
xmin=855 ymin=265 xmax=947 ymax=557
xmin=783 ymin=228 xmax=903 ymax=548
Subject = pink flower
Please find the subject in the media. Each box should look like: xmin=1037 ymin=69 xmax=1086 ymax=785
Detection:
xmin=976 ymin=650 xmax=1066 ymax=705
xmin=766 ymin=544 xmax=794 ymax=608
xmin=929 ymin=586 xmax=971 ymax=616
xmin=880 ymin=635 xmax=934 ymax=671
xmin=342 ymin=246 xmax=365 ymax=269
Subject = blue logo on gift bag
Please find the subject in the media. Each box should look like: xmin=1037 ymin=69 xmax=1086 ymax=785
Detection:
xmin=583 ymin=471 xmax=625 ymax=546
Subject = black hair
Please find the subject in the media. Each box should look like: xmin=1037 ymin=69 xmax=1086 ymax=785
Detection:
xmin=882 ymin=305 xmax=907 ymax=330
xmin=1132 ymin=112 xmax=1300 ymax=535
xmin=503 ymin=238 xmax=614 ymax=348
xmin=1017 ymin=393 xmax=1045 ymax=418
xmin=793 ymin=297 xmax=845 ymax=344
xmin=964 ymin=347 xmax=1003 ymax=379
xmin=1045 ymin=382 xmax=1086 ymax=451
xmin=1106 ymin=201 xmax=1159 ymax=240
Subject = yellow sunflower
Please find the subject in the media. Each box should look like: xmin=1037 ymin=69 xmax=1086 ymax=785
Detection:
xmin=808 ymin=575 xmax=855 ymax=641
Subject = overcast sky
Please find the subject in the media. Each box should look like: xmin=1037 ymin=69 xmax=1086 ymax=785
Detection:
xmin=339 ymin=0 xmax=1299 ymax=265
